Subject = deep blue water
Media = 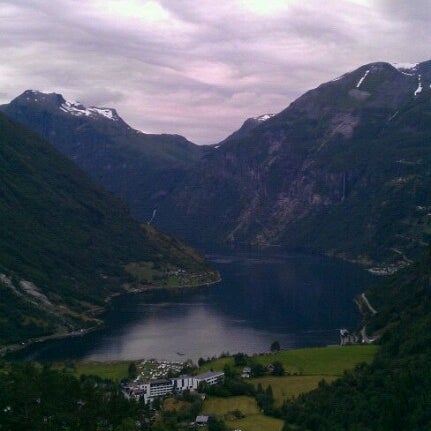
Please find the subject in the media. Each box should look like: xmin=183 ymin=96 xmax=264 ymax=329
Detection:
xmin=11 ymin=252 xmax=373 ymax=362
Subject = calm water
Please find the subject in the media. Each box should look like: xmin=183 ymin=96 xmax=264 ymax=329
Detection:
xmin=11 ymin=252 xmax=373 ymax=362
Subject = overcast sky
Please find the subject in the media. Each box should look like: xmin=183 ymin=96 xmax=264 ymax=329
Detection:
xmin=1 ymin=0 xmax=430 ymax=144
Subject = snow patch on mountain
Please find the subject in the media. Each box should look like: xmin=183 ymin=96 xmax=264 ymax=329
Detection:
xmin=414 ymin=75 xmax=423 ymax=96
xmin=253 ymin=113 xmax=275 ymax=122
xmin=356 ymin=70 xmax=370 ymax=88
xmin=391 ymin=62 xmax=418 ymax=76
xmin=392 ymin=62 xmax=418 ymax=71
xmin=60 ymin=100 xmax=119 ymax=121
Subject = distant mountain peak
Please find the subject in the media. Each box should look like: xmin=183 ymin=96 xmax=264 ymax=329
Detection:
xmin=18 ymin=89 xmax=66 ymax=105
xmin=216 ymin=113 xmax=276 ymax=146
xmin=59 ymin=99 xmax=120 ymax=121
xmin=12 ymin=90 xmax=121 ymax=122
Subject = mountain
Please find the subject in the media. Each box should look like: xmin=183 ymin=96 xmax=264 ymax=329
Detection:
xmin=156 ymin=60 xmax=431 ymax=269
xmin=0 ymin=112 xmax=217 ymax=347
xmin=215 ymin=113 xmax=275 ymax=147
xmin=0 ymin=90 xmax=208 ymax=222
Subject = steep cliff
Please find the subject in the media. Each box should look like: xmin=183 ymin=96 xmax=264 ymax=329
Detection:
xmin=158 ymin=61 xmax=431 ymax=268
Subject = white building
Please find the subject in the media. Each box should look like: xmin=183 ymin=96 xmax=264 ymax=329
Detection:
xmin=126 ymin=371 xmax=225 ymax=404
xmin=142 ymin=379 xmax=174 ymax=402
xmin=172 ymin=375 xmax=195 ymax=391
xmin=195 ymin=415 xmax=210 ymax=426
xmin=193 ymin=371 xmax=225 ymax=388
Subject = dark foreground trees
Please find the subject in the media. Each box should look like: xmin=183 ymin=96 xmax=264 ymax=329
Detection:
xmin=281 ymin=249 xmax=431 ymax=431
xmin=0 ymin=362 xmax=141 ymax=431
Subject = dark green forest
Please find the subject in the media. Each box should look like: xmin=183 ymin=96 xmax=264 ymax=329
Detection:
xmin=281 ymin=247 xmax=431 ymax=430
xmin=0 ymin=362 xmax=142 ymax=431
xmin=0 ymin=112 xmax=215 ymax=346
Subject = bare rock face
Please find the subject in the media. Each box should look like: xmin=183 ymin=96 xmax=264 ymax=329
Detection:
xmin=157 ymin=60 xmax=431 ymax=267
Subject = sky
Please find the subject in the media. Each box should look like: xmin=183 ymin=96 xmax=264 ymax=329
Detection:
xmin=0 ymin=0 xmax=430 ymax=144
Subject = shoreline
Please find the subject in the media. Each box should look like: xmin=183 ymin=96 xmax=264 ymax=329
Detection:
xmin=0 ymin=272 xmax=221 ymax=359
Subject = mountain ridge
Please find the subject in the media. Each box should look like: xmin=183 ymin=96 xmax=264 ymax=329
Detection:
xmin=155 ymin=59 xmax=431 ymax=270
xmin=3 ymin=60 xmax=431 ymax=269
xmin=0 ymin=90 xmax=209 ymax=222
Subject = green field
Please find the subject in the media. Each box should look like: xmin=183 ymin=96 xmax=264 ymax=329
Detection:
xmin=199 ymin=345 xmax=378 ymax=376
xmin=199 ymin=345 xmax=378 ymax=429
xmin=202 ymin=396 xmax=283 ymax=431
xmin=56 ymin=361 xmax=131 ymax=381
xmin=251 ymin=375 xmax=337 ymax=406
xmin=230 ymin=414 xmax=284 ymax=431
xmin=202 ymin=396 xmax=260 ymax=416
xmin=62 ymin=345 xmax=377 ymax=386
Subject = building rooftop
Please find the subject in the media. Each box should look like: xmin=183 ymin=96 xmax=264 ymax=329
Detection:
xmin=195 ymin=371 xmax=224 ymax=380
xmin=149 ymin=379 xmax=173 ymax=386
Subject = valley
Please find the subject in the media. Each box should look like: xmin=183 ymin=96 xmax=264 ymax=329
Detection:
xmin=1 ymin=56 xmax=431 ymax=431
xmin=4 ymin=62 xmax=431 ymax=273
xmin=7 ymin=252 xmax=371 ymax=362
xmin=0 ymin=112 xmax=218 ymax=349
xmin=3 ymin=1 xmax=431 ymax=430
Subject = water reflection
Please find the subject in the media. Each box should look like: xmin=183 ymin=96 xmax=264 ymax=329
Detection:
xmin=11 ymin=252 xmax=373 ymax=362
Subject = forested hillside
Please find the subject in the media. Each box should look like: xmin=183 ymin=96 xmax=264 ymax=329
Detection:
xmin=0 ymin=112 xmax=216 ymax=346
xmin=281 ymin=247 xmax=431 ymax=430
xmin=1 ymin=90 xmax=208 ymax=222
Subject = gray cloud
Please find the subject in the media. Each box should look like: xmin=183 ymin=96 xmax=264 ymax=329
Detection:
xmin=0 ymin=0 xmax=430 ymax=143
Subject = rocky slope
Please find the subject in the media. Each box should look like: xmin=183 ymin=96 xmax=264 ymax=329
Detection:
xmin=157 ymin=61 xmax=431 ymax=269
xmin=0 ymin=91 xmax=208 ymax=222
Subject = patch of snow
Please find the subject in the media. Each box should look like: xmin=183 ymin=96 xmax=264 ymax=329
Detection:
xmin=356 ymin=69 xmax=370 ymax=88
xmin=90 ymin=107 xmax=117 ymax=120
xmin=253 ymin=113 xmax=275 ymax=122
xmin=392 ymin=62 xmax=418 ymax=71
xmin=399 ymin=71 xmax=415 ymax=76
xmin=214 ymin=145 xmax=220 ymax=149
xmin=414 ymin=75 xmax=423 ymax=96
xmin=60 ymin=99 xmax=119 ymax=121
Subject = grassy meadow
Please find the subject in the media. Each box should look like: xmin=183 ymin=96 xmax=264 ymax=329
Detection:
xmin=199 ymin=345 xmax=378 ymax=375
xmin=198 ymin=345 xmax=378 ymax=431
xmin=54 ymin=361 xmax=131 ymax=381
xmin=202 ymin=396 xmax=284 ymax=431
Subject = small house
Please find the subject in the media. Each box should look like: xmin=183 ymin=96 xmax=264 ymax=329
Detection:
xmin=195 ymin=415 xmax=209 ymax=426
xmin=241 ymin=367 xmax=251 ymax=378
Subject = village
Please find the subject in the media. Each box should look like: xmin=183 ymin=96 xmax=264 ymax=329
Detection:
xmin=117 ymin=335 xmax=375 ymax=429
xmin=122 ymin=367 xmax=225 ymax=405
